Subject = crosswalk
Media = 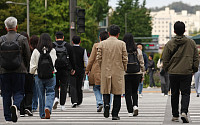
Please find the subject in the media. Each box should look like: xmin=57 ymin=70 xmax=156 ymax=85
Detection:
xmin=0 ymin=91 xmax=199 ymax=124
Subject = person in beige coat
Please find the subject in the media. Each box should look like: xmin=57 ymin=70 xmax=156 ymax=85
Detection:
xmin=85 ymin=31 xmax=111 ymax=113
xmin=96 ymin=25 xmax=128 ymax=120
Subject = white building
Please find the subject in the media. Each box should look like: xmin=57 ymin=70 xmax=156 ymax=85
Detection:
xmin=151 ymin=7 xmax=200 ymax=45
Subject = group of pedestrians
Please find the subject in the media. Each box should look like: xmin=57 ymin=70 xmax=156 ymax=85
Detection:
xmin=0 ymin=16 xmax=88 ymax=123
xmin=0 ymin=16 xmax=199 ymax=124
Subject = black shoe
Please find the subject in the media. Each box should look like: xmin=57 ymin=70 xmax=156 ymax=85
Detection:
xmin=25 ymin=109 xmax=33 ymax=116
xmin=10 ymin=105 xmax=18 ymax=122
xmin=97 ymin=104 xmax=103 ymax=112
xmin=104 ymin=105 xmax=109 ymax=118
xmin=112 ymin=116 xmax=120 ymax=120
xmin=197 ymin=94 xmax=199 ymax=97
xmin=72 ymin=103 xmax=77 ymax=108
xmin=181 ymin=113 xmax=189 ymax=123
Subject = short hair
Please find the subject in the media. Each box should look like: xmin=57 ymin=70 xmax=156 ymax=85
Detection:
xmin=174 ymin=21 xmax=185 ymax=36
xmin=30 ymin=35 xmax=39 ymax=50
xmin=72 ymin=36 xmax=81 ymax=44
xmin=100 ymin=31 xmax=109 ymax=41
xmin=137 ymin=43 xmax=143 ymax=46
xmin=109 ymin=25 xmax=120 ymax=36
xmin=4 ymin=17 xmax=17 ymax=29
xmin=55 ymin=31 xmax=64 ymax=39
xmin=149 ymin=54 xmax=154 ymax=59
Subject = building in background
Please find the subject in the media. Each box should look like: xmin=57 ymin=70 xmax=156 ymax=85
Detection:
xmin=151 ymin=7 xmax=200 ymax=45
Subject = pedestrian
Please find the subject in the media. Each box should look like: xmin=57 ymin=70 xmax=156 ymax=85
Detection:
xmin=0 ymin=17 xmax=31 ymax=123
xmin=52 ymin=31 xmax=76 ymax=110
xmin=29 ymin=35 xmax=39 ymax=112
xmin=96 ymin=25 xmax=128 ymax=120
xmin=19 ymin=31 xmax=34 ymax=117
xmin=162 ymin=21 xmax=199 ymax=123
xmin=85 ymin=31 xmax=112 ymax=112
xmin=123 ymin=33 xmax=145 ymax=117
xmin=137 ymin=43 xmax=148 ymax=98
xmin=72 ymin=36 xmax=88 ymax=106
xmin=148 ymin=54 xmax=155 ymax=88
xmin=157 ymin=57 xmax=169 ymax=96
xmin=29 ymin=33 xmax=57 ymax=119
xmin=194 ymin=52 xmax=200 ymax=97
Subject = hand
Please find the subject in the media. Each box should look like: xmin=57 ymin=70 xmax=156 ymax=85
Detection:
xmin=85 ymin=71 xmax=90 ymax=76
xmin=71 ymin=69 xmax=75 ymax=75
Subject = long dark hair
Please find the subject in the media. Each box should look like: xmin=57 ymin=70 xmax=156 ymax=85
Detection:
xmin=123 ymin=33 xmax=137 ymax=53
xmin=37 ymin=33 xmax=52 ymax=52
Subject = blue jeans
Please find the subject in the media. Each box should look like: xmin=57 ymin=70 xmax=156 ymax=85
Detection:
xmin=1 ymin=73 xmax=25 ymax=121
xmin=93 ymin=85 xmax=112 ymax=108
xmin=32 ymin=78 xmax=38 ymax=110
xmin=35 ymin=75 xmax=56 ymax=118
xmin=138 ymin=81 xmax=143 ymax=94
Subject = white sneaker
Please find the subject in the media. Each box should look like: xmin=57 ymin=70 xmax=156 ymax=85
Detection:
xmin=133 ymin=106 xmax=138 ymax=116
xmin=60 ymin=105 xmax=66 ymax=111
xmin=161 ymin=93 xmax=164 ymax=96
xmin=128 ymin=113 xmax=133 ymax=117
xmin=139 ymin=94 xmax=143 ymax=98
xmin=53 ymin=97 xmax=59 ymax=110
xmin=5 ymin=121 xmax=13 ymax=124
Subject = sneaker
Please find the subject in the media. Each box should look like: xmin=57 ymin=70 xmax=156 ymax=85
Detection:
xmin=128 ymin=113 xmax=133 ymax=117
xmin=139 ymin=94 xmax=143 ymax=98
xmin=5 ymin=121 xmax=13 ymax=124
xmin=161 ymin=93 xmax=164 ymax=96
xmin=71 ymin=103 xmax=77 ymax=108
xmin=53 ymin=97 xmax=59 ymax=110
xmin=25 ymin=109 xmax=33 ymax=116
xmin=61 ymin=105 xmax=66 ymax=111
xmin=133 ymin=106 xmax=138 ymax=116
xmin=171 ymin=117 xmax=179 ymax=122
xmin=97 ymin=104 xmax=103 ymax=112
xmin=104 ymin=105 xmax=109 ymax=118
xmin=197 ymin=94 xmax=199 ymax=97
xmin=45 ymin=108 xmax=50 ymax=119
xmin=164 ymin=94 xmax=168 ymax=97
xmin=10 ymin=105 xmax=18 ymax=122
xmin=181 ymin=113 xmax=189 ymax=123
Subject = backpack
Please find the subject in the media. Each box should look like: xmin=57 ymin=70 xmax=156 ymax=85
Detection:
xmin=126 ymin=51 xmax=140 ymax=73
xmin=0 ymin=34 xmax=22 ymax=70
xmin=37 ymin=48 xmax=54 ymax=79
xmin=53 ymin=42 xmax=71 ymax=71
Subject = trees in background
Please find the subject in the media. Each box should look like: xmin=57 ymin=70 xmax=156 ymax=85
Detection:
xmin=110 ymin=0 xmax=152 ymax=41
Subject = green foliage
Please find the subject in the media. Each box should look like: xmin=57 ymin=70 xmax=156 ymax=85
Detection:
xmin=0 ymin=0 xmax=109 ymax=53
xmin=110 ymin=0 xmax=152 ymax=41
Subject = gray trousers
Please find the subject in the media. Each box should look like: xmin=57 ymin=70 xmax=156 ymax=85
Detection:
xmin=160 ymin=73 xmax=169 ymax=95
xmin=194 ymin=71 xmax=200 ymax=94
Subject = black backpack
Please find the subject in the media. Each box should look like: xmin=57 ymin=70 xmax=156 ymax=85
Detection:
xmin=53 ymin=42 xmax=71 ymax=71
xmin=126 ymin=51 xmax=140 ymax=73
xmin=0 ymin=34 xmax=22 ymax=70
xmin=37 ymin=48 xmax=54 ymax=79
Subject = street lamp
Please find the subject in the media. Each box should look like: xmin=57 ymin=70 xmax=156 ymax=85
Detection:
xmin=6 ymin=0 xmax=30 ymax=36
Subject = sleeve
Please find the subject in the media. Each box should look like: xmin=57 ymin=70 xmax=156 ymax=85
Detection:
xmin=22 ymin=37 xmax=31 ymax=70
xmin=192 ymin=44 xmax=199 ymax=73
xmin=66 ymin=44 xmax=75 ymax=70
xmin=144 ymin=53 xmax=148 ymax=71
xmin=83 ymin=49 xmax=88 ymax=67
xmin=122 ymin=42 xmax=128 ymax=71
xmin=85 ymin=44 xmax=96 ymax=73
xmin=138 ymin=50 xmax=145 ymax=73
xmin=96 ymin=43 xmax=102 ymax=68
xmin=162 ymin=44 xmax=171 ymax=72
xmin=29 ymin=49 xmax=38 ymax=74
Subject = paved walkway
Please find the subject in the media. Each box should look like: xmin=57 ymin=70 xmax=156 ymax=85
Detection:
xmin=0 ymin=88 xmax=199 ymax=125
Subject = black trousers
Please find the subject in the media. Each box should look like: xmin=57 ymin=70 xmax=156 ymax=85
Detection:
xmin=103 ymin=94 xmax=121 ymax=117
xmin=76 ymin=73 xmax=84 ymax=105
xmin=20 ymin=73 xmax=34 ymax=115
xmin=55 ymin=70 xmax=69 ymax=105
xmin=69 ymin=75 xmax=78 ymax=104
xmin=169 ymin=74 xmax=192 ymax=117
xmin=125 ymin=74 xmax=141 ymax=113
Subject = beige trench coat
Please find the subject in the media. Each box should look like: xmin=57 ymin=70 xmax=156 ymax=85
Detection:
xmin=96 ymin=36 xmax=128 ymax=95
xmin=85 ymin=43 xmax=101 ymax=85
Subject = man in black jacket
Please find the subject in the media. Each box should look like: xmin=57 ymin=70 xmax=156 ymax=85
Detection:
xmin=0 ymin=17 xmax=31 ymax=123
xmin=52 ymin=31 xmax=76 ymax=111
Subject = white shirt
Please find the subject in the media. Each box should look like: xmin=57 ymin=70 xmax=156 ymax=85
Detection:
xmin=29 ymin=48 xmax=57 ymax=75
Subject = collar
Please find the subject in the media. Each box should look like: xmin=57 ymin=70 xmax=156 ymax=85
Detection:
xmin=73 ymin=44 xmax=80 ymax=46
